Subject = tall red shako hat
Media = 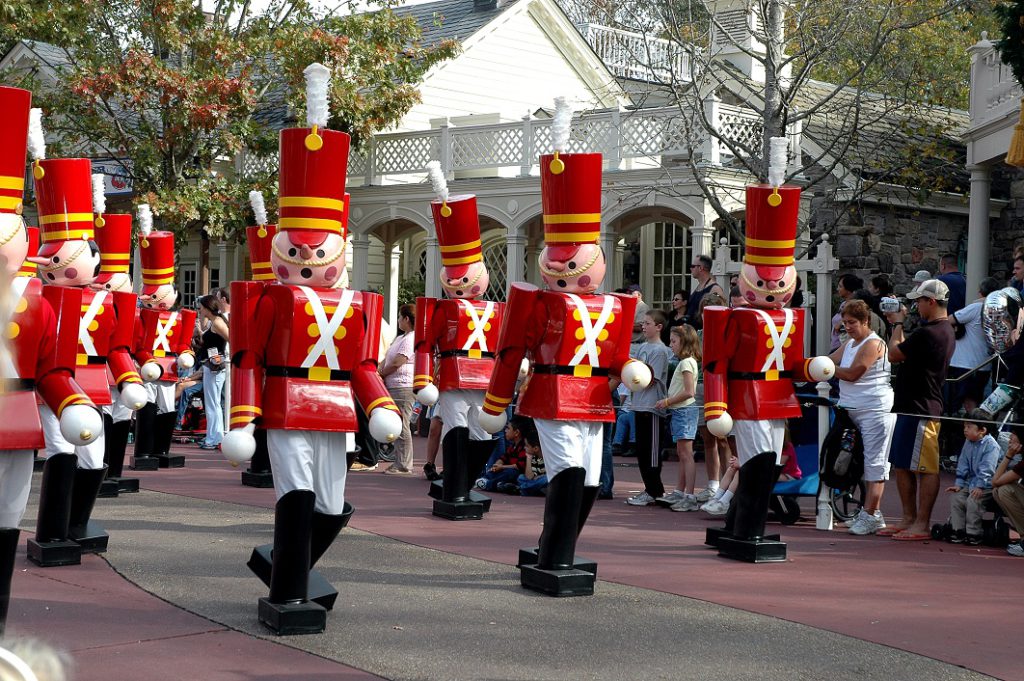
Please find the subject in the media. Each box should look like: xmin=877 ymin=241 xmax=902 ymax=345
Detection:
xmin=91 ymin=173 xmax=132 ymax=286
xmin=246 ymin=190 xmax=277 ymax=282
xmin=277 ymin=63 xmax=348 ymax=248
xmin=0 ymin=85 xmax=30 ymax=218
xmin=136 ymin=204 xmax=175 ymax=295
xmin=744 ymin=137 xmax=799 ymax=281
xmin=18 ymin=226 xmax=39 ymax=278
xmin=425 ymin=161 xmax=482 ymax=278
xmin=540 ymin=97 xmax=601 ymax=262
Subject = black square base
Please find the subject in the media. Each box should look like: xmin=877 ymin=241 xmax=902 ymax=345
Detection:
xmin=520 ymin=564 xmax=595 ymax=597
xmin=115 ymin=477 xmax=140 ymax=493
xmin=97 ymin=479 xmax=120 ymax=498
xmin=157 ymin=454 xmax=185 ymax=468
xmin=717 ymin=536 xmax=787 ymax=563
xmin=432 ymin=498 xmax=484 ymax=521
xmin=130 ymin=456 xmax=159 ymax=471
xmin=257 ymin=598 xmax=326 ymax=636
xmin=70 ymin=521 xmax=109 ymax=554
xmin=705 ymin=527 xmax=780 ymax=548
xmin=241 ymin=470 xmax=274 ymax=488
xmin=27 ymin=538 xmax=81 ymax=567
xmin=247 ymin=545 xmax=338 ymax=611
xmin=428 ymin=481 xmax=492 ymax=512
xmin=516 ymin=547 xmax=598 ymax=576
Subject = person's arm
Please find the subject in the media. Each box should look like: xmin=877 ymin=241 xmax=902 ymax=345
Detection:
xmin=379 ymin=335 xmax=411 ymax=378
xmin=993 ymin=444 xmax=1023 ymax=487
xmin=833 ymin=339 xmax=883 ymax=382
xmin=211 ymin=315 xmax=229 ymax=340
xmin=523 ymin=455 xmax=537 ymax=480
xmin=971 ymin=441 xmax=999 ymax=498
xmin=885 ymin=305 xmax=909 ymax=362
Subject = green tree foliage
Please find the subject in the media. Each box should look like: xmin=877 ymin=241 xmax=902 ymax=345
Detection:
xmin=8 ymin=0 xmax=458 ymax=241
xmin=995 ymin=0 xmax=1024 ymax=86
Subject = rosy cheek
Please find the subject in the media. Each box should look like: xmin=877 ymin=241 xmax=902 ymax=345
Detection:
xmin=471 ymin=285 xmax=481 ymax=295
xmin=782 ymin=293 xmax=792 ymax=303
xmin=745 ymin=291 xmax=756 ymax=302
xmin=64 ymin=267 xmax=79 ymax=280
xmin=325 ymin=266 xmax=337 ymax=281
xmin=578 ymin=275 xmax=591 ymax=289
xmin=277 ymin=266 xmax=290 ymax=280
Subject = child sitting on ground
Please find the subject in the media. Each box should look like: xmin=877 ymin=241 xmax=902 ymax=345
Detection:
xmin=946 ymin=410 xmax=1000 ymax=545
xmin=476 ymin=416 xmax=532 ymax=492
xmin=513 ymin=429 xmax=548 ymax=496
xmin=701 ymin=455 xmax=739 ymax=516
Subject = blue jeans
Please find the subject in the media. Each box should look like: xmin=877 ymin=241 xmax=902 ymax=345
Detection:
xmin=600 ymin=420 xmax=614 ymax=496
xmin=518 ymin=473 xmax=548 ymax=496
xmin=176 ymin=382 xmax=202 ymax=428
xmin=202 ymin=366 xmax=226 ymax=446
xmin=613 ymin=409 xmax=635 ymax=446
xmin=478 ymin=467 xmax=519 ymax=491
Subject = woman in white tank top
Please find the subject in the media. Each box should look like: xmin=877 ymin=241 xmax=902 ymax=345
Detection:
xmin=827 ymin=300 xmax=896 ymax=535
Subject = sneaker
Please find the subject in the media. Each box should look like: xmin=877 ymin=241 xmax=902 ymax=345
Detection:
xmin=964 ymin=534 xmax=984 ymax=546
xmin=656 ymin=490 xmax=687 ymax=505
xmin=843 ymin=509 xmax=867 ymax=528
xmin=701 ymin=498 xmax=730 ymax=516
xmin=475 ymin=477 xmax=489 ymax=490
xmin=423 ymin=462 xmax=441 ymax=481
xmin=848 ymin=510 xmax=885 ymax=536
xmin=350 ymin=462 xmax=378 ymax=472
xmin=496 ymin=482 xmax=520 ymax=494
xmin=695 ymin=487 xmax=716 ymax=503
xmin=949 ymin=530 xmax=967 ymax=544
xmin=382 ymin=466 xmax=412 ymax=475
xmin=1006 ymin=541 xmax=1024 ymax=557
xmin=625 ymin=491 xmax=655 ymax=506
xmin=670 ymin=496 xmax=700 ymax=512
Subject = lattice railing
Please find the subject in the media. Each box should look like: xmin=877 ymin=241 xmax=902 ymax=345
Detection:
xmin=716 ymin=103 xmax=763 ymax=157
xmin=578 ymin=23 xmax=695 ymax=83
xmin=969 ymin=35 xmax=1022 ymax=132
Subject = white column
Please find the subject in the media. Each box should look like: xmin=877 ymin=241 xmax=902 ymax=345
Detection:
xmin=690 ymin=215 xmax=714 ymax=290
xmin=384 ymin=243 xmax=401 ymax=330
xmin=424 ymin=234 xmax=441 ymax=298
xmin=132 ymin=248 xmax=142 ymax=294
xmin=599 ymin=228 xmax=618 ymax=294
xmin=217 ymin=241 xmax=229 ymax=288
xmin=614 ymin=239 xmax=626 ymax=291
xmin=232 ymin=243 xmax=241 ymax=282
xmin=525 ymin=241 xmax=539 ymax=285
xmin=966 ymin=164 xmax=992 ymax=300
xmin=506 ymin=230 xmax=526 ymax=292
xmin=351 ymin=233 xmax=370 ymax=290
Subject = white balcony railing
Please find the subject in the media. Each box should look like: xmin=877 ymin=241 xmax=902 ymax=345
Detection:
xmin=577 ymin=23 xmax=695 ymax=83
xmin=969 ymin=33 xmax=1022 ymax=130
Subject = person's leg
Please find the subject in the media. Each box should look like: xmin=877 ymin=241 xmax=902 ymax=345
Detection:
xmin=909 ymin=472 xmax=940 ymax=535
xmin=426 ymin=416 xmax=442 ymax=465
xmin=632 ymin=411 xmax=664 ymax=499
xmin=994 ymin=485 xmax=1024 ymax=535
xmin=678 ymin=439 xmax=696 ymax=494
xmin=893 ymin=469 xmax=918 ymax=529
xmin=902 ymin=419 xmax=942 ymax=536
xmin=702 ymin=427 xmax=721 ymax=492
xmin=599 ymin=421 xmax=614 ymax=497
xmin=965 ymin=490 xmax=991 ymax=538
xmin=205 ymin=369 xmax=226 ymax=447
xmin=949 ymin=489 xmax=967 ymax=532
xmin=849 ymin=409 xmax=894 ymax=516
xmin=388 ymin=387 xmax=415 ymax=471
xmin=888 ymin=415 xmax=920 ymax=531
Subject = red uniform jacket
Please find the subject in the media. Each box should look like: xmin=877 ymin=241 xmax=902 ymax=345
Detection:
xmin=230 ymin=284 xmax=398 ymax=432
xmin=413 ymin=297 xmax=505 ymax=392
xmin=482 ymin=284 xmax=637 ymax=422
xmin=1 ymin=278 xmax=94 ymax=450
xmin=134 ymin=308 xmax=198 ymax=382
xmin=702 ymin=306 xmax=817 ymax=422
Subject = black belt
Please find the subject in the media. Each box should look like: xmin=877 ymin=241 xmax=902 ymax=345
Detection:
xmin=439 ymin=349 xmax=495 ymax=360
xmin=532 ymin=364 xmax=610 ymax=377
xmin=728 ymin=370 xmax=793 ymax=381
xmin=265 ymin=366 xmax=352 ymax=381
xmin=1 ymin=378 xmax=35 ymax=392
xmin=84 ymin=356 xmax=107 ymax=366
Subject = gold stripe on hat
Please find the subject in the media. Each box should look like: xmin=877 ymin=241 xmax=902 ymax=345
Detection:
xmin=39 ymin=212 xmax=94 ymax=225
xmin=442 ymin=254 xmax=483 ymax=266
xmin=102 ymin=252 xmax=131 ymax=259
xmin=143 ymin=266 xmax=175 ymax=275
xmin=543 ymin=213 xmax=601 ymax=225
xmin=279 ymin=217 xmax=342 ymax=233
xmin=745 ymin=238 xmax=796 ymax=249
xmin=42 ymin=228 xmax=92 ymax=241
xmin=745 ymin=255 xmax=794 ymax=265
xmin=280 ymin=196 xmax=345 ymax=212
xmin=0 ymin=176 xmax=25 ymax=190
xmin=0 ymin=196 xmax=21 ymax=210
xmin=544 ymin=231 xmax=600 ymax=243
xmin=100 ymin=265 xmax=130 ymax=273
xmin=439 ymin=240 xmax=482 ymax=254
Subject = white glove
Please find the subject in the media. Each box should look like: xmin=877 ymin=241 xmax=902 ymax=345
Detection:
xmin=621 ymin=360 xmax=652 ymax=391
xmin=368 ymin=408 xmax=403 ymax=444
xmin=706 ymin=412 xmax=734 ymax=439
xmin=222 ymin=423 xmax=257 ymax=465
xmin=119 ymin=382 xmax=148 ymax=411
xmin=806 ymin=356 xmax=835 ymax=382
xmin=477 ymin=409 xmax=507 ymax=434
xmin=140 ymin=361 xmax=162 ymax=382
xmin=59 ymin=404 xmax=102 ymax=445
xmin=416 ymin=382 xmax=439 ymax=407
xmin=177 ymin=352 xmax=195 ymax=370
xmin=518 ymin=358 xmax=531 ymax=379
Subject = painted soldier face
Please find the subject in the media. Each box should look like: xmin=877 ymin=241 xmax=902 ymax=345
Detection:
xmin=92 ymin=272 xmax=132 ymax=293
xmin=538 ymin=243 xmax=605 ymax=294
xmin=0 ymin=215 xmax=28 ymax=278
xmin=738 ymin=263 xmax=797 ymax=309
xmin=270 ymin=231 xmax=345 ymax=288
xmin=440 ymin=261 xmax=489 ymax=299
xmin=33 ymin=239 xmax=101 ymax=287
xmin=141 ymin=284 xmax=178 ymax=310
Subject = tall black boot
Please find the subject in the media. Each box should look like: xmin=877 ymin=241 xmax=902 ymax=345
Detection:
xmin=102 ymin=417 xmax=138 ymax=494
xmin=98 ymin=414 xmax=119 ymax=498
xmin=68 ymin=466 xmax=110 ymax=553
xmin=520 ymin=483 xmax=599 ymax=574
xmin=718 ymin=452 xmax=786 ymax=563
xmin=28 ymin=453 xmax=81 ymax=567
xmin=242 ymin=428 xmax=274 ymax=487
xmin=0 ymin=528 xmax=18 ymax=636
xmin=433 ymin=428 xmax=483 ymax=520
xmin=156 ymin=411 xmax=184 ymax=468
xmin=521 ymin=467 xmax=595 ymax=597
xmin=131 ymin=402 xmax=159 ymax=471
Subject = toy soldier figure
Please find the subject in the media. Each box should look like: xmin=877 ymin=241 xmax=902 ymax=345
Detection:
xmin=221 ymin=63 xmax=402 ymax=636
xmin=414 ymin=161 xmax=504 ymax=520
xmin=478 ymin=98 xmax=651 ymax=596
xmin=24 ymin=108 xmax=144 ymax=565
xmin=702 ymin=138 xmax=834 ymax=562
xmin=133 ymin=205 xmax=196 ymax=469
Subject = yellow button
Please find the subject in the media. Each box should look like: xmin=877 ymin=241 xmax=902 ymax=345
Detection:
xmin=307 ymin=344 xmax=316 ymax=355
xmin=88 ymin=320 xmax=99 ymax=332
xmin=784 ymin=338 xmax=792 ymax=348
xmin=468 ymin=321 xmax=476 ymax=331
xmin=15 ymin=298 xmax=27 ymax=314
xmin=305 ymin=302 xmax=314 ymax=315
xmin=572 ymin=309 xmax=581 ymax=321
xmin=334 ymin=326 xmax=347 ymax=340
xmin=598 ymin=329 xmax=609 ymax=341
xmin=166 ymin=330 xmax=173 ymax=337
xmin=575 ymin=344 xmax=583 ymax=354
xmin=607 ymin=313 xmax=615 ymax=323
xmin=763 ymin=326 xmax=771 ymax=335
xmin=96 ymin=305 xmax=104 ymax=315
xmin=308 ymin=323 xmax=320 ymax=337
xmin=6 ymin=322 xmax=19 ymax=339
xmin=345 ymin=307 xmax=354 ymax=319
xmin=484 ymin=323 xmax=491 ymax=332
xmin=765 ymin=338 xmax=774 ymax=349
xmin=575 ymin=328 xmax=586 ymax=340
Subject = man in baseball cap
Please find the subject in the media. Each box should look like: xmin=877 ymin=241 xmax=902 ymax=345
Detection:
xmin=906 ymin=278 xmax=950 ymax=302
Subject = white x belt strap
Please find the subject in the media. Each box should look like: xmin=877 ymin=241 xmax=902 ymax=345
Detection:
xmin=153 ymin=311 xmax=178 ymax=353
xmin=755 ymin=307 xmax=793 ymax=374
xmin=567 ymin=293 xmax=614 ymax=367
xmin=299 ymin=286 xmax=354 ymax=371
xmin=0 ymin=277 xmax=29 ymax=379
xmin=460 ymin=300 xmax=495 ymax=353
xmin=78 ymin=291 xmax=107 ymax=357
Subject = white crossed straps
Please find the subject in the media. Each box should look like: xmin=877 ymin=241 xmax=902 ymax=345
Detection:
xmin=0 ymin=277 xmax=30 ymax=379
xmin=153 ymin=311 xmax=178 ymax=354
xmin=754 ymin=307 xmax=794 ymax=374
xmin=460 ymin=299 xmax=495 ymax=353
xmin=567 ymin=293 xmax=615 ymax=367
xmin=78 ymin=291 xmax=107 ymax=357
xmin=299 ymin=286 xmax=355 ymax=370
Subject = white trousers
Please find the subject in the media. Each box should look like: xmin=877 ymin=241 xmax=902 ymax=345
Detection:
xmin=534 ymin=419 xmax=603 ymax=487
xmin=103 ymin=385 xmax=133 ymax=423
xmin=732 ymin=418 xmax=785 ymax=466
xmin=145 ymin=381 xmax=176 ymax=414
xmin=40 ymin=404 xmax=105 ymax=469
xmin=267 ymin=429 xmax=353 ymax=515
xmin=0 ymin=450 xmax=33 ymax=527
xmin=436 ymin=389 xmax=489 ymax=441
xmin=847 ymin=409 xmax=896 ymax=482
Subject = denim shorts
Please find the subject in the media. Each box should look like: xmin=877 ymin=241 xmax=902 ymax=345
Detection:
xmin=669 ymin=407 xmax=699 ymax=442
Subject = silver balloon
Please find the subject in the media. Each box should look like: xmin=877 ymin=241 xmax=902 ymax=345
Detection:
xmin=982 ymin=287 xmax=1023 ymax=354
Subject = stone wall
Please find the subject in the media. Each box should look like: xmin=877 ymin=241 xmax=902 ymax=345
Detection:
xmin=991 ymin=169 xmax=1024 ymax=282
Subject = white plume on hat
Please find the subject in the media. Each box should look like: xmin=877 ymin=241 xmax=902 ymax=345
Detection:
xmin=92 ymin=174 xmax=107 ymax=215
xmin=425 ymin=161 xmax=449 ymax=204
xmin=768 ymin=136 xmax=788 ymax=187
xmin=249 ymin=190 xmax=268 ymax=226
xmin=304 ymin=63 xmax=331 ymax=129
xmin=28 ymin=108 xmax=46 ymax=161
xmin=551 ymin=96 xmax=573 ymax=153
xmin=137 ymin=204 xmax=153 ymax=236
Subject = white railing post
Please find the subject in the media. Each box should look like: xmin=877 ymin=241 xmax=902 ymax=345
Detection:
xmin=788 ymin=114 xmax=802 ymax=176
xmin=968 ymin=32 xmax=994 ymax=125
xmin=815 ymin=379 xmax=834 ymax=530
xmin=521 ymin=113 xmax=534 ymax=177
xmin=608 ymin=108 xmax=623 ymax=171
xmin=712 ymin=236 xmax=731 ymax=292
xmin=702 ymin=94 xmax=720 ymax=166
xmin=365 ymin=137 xmax=377 ymax=186
xmin=812 ymin=233 xmax=836 ymax=357
xmin=438 ymin=117 xmax=454 ymax=179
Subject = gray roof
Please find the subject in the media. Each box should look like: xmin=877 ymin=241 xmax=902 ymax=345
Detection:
xmin=394 ymin=0 xmax=518 ymax=47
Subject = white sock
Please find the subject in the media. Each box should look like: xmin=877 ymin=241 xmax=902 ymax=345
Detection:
xmin=707 ymin=480 xmax=720 ymax=492
xmin=711 ymin=488 xmax=725 ymax=501
xmin=719 ymin=490 xmax=734 ymax=504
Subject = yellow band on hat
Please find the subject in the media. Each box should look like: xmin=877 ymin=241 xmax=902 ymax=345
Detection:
xmin=101 ymin=265 xmax=130 ymax=273
xmin=42 ymin=228 xmax=92 ymax=241
xmin=143 ymin=267 xmax=175 ymax=275
xmin=279 ymin=217 xmax=342 ymax=233
xmin=0 ymin=176 xmax=25 ymax=190
xmin=439 ymin=240 xmax=482 ymax=254
xmin=544 ymin=231 xmax=600 ymax=243
xmin=543 ymin=213 xmax=601 ymax=225
xmin=745 ymin=255 xmax=794 ymax=265
xmin=102 ymin=252 xmax=131 ymax=259
xmin=39 ymin=212 xmax=94 ymax=225
xmin=0 ymin=197 xmax=21 ymax=210
xmin=442 ymin=254 xmax=483 ymax=266
xmin=745 ymin=238 xmax=796 ymax=249
xmin=279 ymin=196 xmax=345 ymax=212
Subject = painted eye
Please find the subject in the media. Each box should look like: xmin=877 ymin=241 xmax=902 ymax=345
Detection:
xmin=288 ymin=248 xmax=297 ymax=257
xmin=463 ymin=277 xmax=469 ymax=283
xmin=52 ymin=256 xmax=60 ymax=264
xmin=757 ymin=280 xmax=764 ymax=287
xmin=568 ymin=261 xmax=577 ymax=269
xmin=316 ymin=249 xmax=325 ymax=258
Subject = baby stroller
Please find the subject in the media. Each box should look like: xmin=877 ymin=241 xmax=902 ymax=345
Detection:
xmin=173 ymin=387 xmax=207 ymax=444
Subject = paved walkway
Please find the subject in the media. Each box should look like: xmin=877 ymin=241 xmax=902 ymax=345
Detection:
xmin=5 ymin=438 xmax=1015 ymax=680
